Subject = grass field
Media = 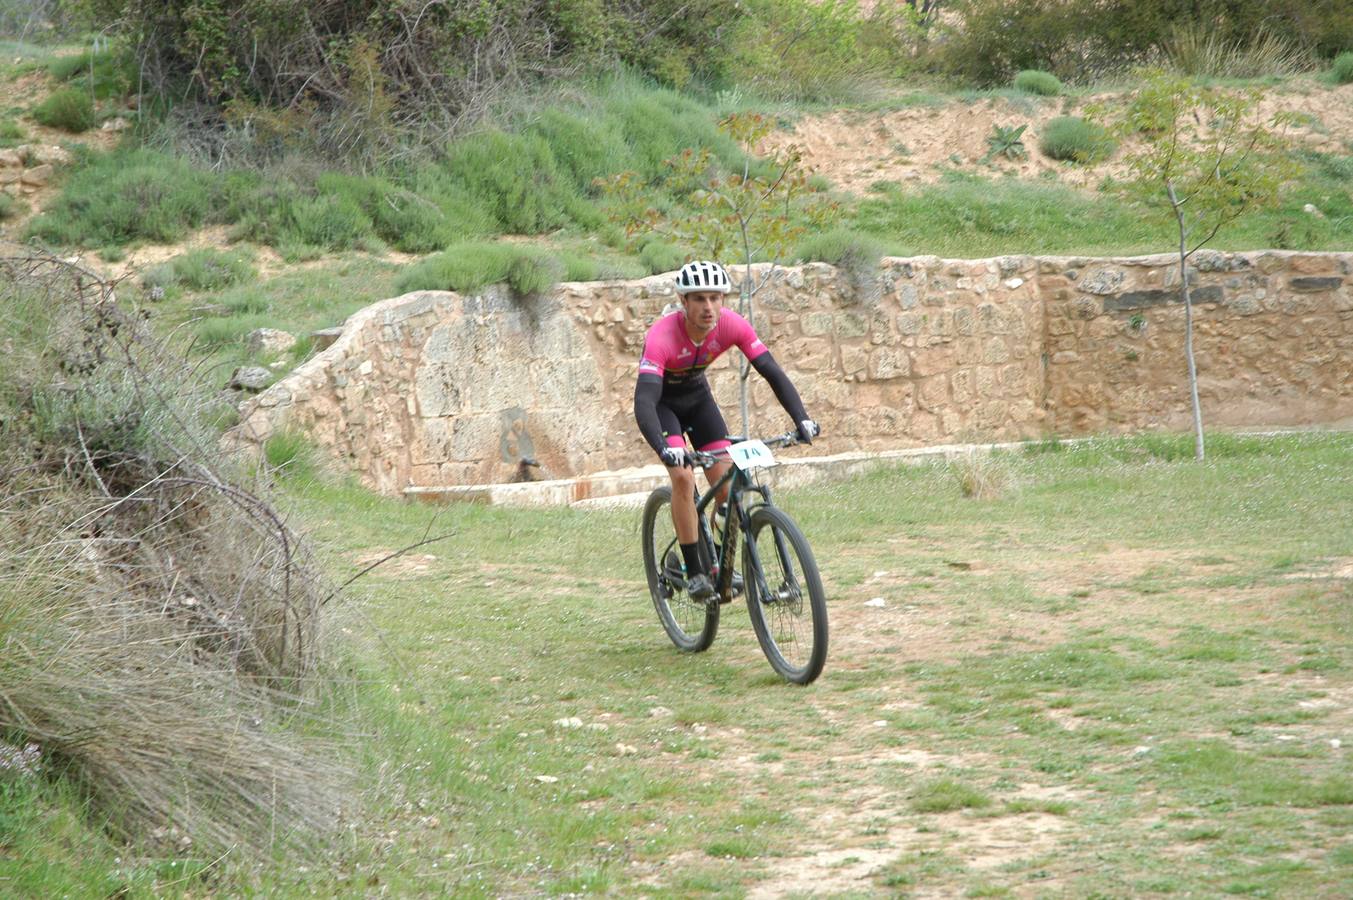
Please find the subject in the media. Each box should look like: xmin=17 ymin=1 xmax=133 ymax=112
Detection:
xmin=123 ymin=430 xmax=1348 ymax=897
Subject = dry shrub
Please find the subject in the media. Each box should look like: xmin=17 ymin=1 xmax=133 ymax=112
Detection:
xmin=949 ymin=447 xmax=1013 ymax=500
xmin=0 ymin=248 xmax=347 ymax=853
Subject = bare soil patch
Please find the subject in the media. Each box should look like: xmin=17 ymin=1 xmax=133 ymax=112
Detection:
xmin=763 ymin=81 xmax=1353 ymax=195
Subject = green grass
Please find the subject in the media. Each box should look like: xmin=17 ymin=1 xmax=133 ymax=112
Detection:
xmin=850 ymin=159 xmax=1353 ymax=257
xmin=12 ymin=431 xmax=1353 ymax=894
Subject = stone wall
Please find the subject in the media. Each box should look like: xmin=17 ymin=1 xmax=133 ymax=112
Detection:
xmin=230 ymin=251 xmax=1353 ymax=493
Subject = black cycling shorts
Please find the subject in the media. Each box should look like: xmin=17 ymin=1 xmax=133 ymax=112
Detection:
xmin=656 ymin=390 xmax=731 ymax=452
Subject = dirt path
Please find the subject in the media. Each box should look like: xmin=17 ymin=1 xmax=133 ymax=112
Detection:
xmin=631 ymin=548 xmax=1353 ymax=896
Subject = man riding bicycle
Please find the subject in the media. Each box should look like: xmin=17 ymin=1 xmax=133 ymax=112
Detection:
xmin=633 ymin=260 xmax=820 ymax=604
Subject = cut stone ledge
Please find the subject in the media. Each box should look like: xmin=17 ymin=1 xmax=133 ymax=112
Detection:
xmin=403 ymin=428 xmax=1334 ymax=510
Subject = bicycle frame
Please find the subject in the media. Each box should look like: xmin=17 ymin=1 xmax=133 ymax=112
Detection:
xmin=686 ymin=435 xmax=802 ymax=604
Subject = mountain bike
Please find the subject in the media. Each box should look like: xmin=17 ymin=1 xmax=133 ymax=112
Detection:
xmin=641 ymin=433 xmax=828 ymax=685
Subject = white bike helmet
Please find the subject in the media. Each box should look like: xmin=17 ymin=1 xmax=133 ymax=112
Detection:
xmin=675 ymin=260 xmax=732 ymax=295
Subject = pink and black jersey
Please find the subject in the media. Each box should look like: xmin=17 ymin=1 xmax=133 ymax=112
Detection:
xmin=633 ymin=307 xmax=807 ymax=457
xmin=637 ymin=308 xmax=768 ymax=393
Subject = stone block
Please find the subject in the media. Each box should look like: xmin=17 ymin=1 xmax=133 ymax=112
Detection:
xmin=1289 ymin=276 xmax=1343 ymax=293
xmin=802 ymin=312 xmax=834 ymax=336
xmin=951 ymin=369 xmax=973 ymax=403
xmin=19 ymin=164 xmax=52 ymax=187
xmin=975 ymin=366 xmax=998 ymax=398
xmin=247 ymin=327 xmax=298 ymax=355
xmin=982 ymin=338 xmax=1011 ymax=364
xmin=896 ymin=312 xmax=923 ymax=335
xmin=837 ymin=312 xmax=869 ymax=338
xmin=1077 ymin=269 xmax=1125 ymax=295
xmin=840 ymin=344 xmax=869 ymax=376
xmin=1104 ymin=285 xmax=1221 ymax=311
xmin=953 ymin=307 xmax=974 ymax=335
xmin=868 ymin=347 xmax=909 ymax=380
xmin=917 ymin=374 xmax=949 ymax=410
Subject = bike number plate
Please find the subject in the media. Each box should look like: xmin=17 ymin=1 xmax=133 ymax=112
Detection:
xmin=728 ymin=439 xmax=778 ymax=470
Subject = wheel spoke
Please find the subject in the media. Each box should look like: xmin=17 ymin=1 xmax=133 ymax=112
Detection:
xmin=744 ymin=505 xmax=827 ymax=684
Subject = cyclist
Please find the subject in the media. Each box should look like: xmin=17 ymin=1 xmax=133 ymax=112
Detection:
xmin=634 ymin=260 xmax=819 ymax=604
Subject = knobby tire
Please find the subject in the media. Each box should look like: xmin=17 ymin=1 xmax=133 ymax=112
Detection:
xmin=743 ymin=504 xmax=828 ymax=684
xmin=642 ymin=486 xmax=719 ymax=652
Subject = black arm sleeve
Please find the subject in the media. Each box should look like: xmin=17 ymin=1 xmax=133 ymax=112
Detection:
xmin=749 ymin=351 xmax=809 ymax=424
xmin=634 ymin=374 xmax=667 ymax=456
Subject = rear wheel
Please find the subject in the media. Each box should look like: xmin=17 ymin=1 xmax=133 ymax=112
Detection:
xmin=743 ymin=505 xmax=827 ymax=684
xmin=642 ymin=486 xmax=719 ymax=652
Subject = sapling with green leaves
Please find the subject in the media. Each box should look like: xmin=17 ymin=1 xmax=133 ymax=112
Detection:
xmin=1095 ymin=72 xmax=1301 ymax=461
xmin=601 ymin=113 xmax=837 ymax=431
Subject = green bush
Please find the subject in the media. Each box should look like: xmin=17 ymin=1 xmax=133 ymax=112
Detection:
xmin=0 ymin=119 xmax=23 ymax=142
xmin=443 ymin=131 xmax=579 ymax=234
xmin=725 ymin=0 xmax=918 ymax=102
xmin=796 ymin=227 xmax=889 ymax=300
xmin=147 ymin=249 xmax=256 ymax=294
xmin=506 ymin=251 xmax=563 ymax=296
xmin=31 ymin=87 xmax=95 ymax=133
xmin=1333 ymin=51 xmax=1353 ymax=83
xmin=934 ymin=0 xmax=1353 ymax=84
xmin=47 ymin=47 xmax=133 ymax=100
xmin=638 ymin=239 xmax=685 ymax=275
xmin=395 ymin=242 xmax=563 ymax=298
xmin=1039 ymin=117 xmax=1115 ymax=163
xmin=557 ymin=250 xmax=646 ymax=282
xmin=27 ymin=150 xmax=218 ymax=246
xmin=0 ymin=193 xmax=20 ymax=221
xmin=796 ymin=227 xmax=887 ymax=272
xmin=1013 ymin=70 xmax=1062 ymax=95
xmin=285 ymin=194 xmax=369 ymax=250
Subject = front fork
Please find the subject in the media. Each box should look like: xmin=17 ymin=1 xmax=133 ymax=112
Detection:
xmin=735 ymin=484 xmax=800 ymax=604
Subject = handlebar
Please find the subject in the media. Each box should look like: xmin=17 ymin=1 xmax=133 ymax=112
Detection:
xmin=689 ymin=432 xmax=801 ymax=468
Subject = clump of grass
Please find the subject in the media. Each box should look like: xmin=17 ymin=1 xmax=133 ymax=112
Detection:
xmin=196 ymin=314 xmax=269 ymax=349
xmin=795 ymin=227 xmax=888 ymax=301
xmin=263 ymin=429 xmax=319 ymax=480
xmin=949 ymin=448 xmax=1012 ymax=500
xmin=0 ymin=193 xmax=21 ymax=221
xmin=1013 ymin=69 xmax=1062 ymax=96
xmin=639 ymin=239 xmax=685 ymax=275
xmin=1332 ymin=52 xmax=1353 ymax=85
xmin=0 ymin=118 xmax=24 ymax=142
xmin=396 ymin=241 xmax=563 ymax=298
xmin=910 ymin=778 xmax=992 ymax=813
xmin=1162 ymin=23 xmax=1312 ymax=79
xmin=145 ymin=248 xmax=256 ymax=294
xmin=1039 ymin=116 xmax=1116 ymax=163
xmin=31 ymin=86 xmax=95 ymax=133
xmin=47 ymin=46 xmax=132 ymax=100
xmin=0 ymin=254 xmax=345 ymax=855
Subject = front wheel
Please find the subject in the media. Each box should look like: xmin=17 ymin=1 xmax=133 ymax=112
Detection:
xmin=642 ymin=486 xmax=719 ymax=652
xmin=742 ymin=505 xmax=828 ymax=684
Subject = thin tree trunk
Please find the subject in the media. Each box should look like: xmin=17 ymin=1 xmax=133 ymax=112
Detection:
xmin=1167 ymin=182 xmax=1205 ymax=461
xmin=737 ymin=215 xmax=753 ymax=437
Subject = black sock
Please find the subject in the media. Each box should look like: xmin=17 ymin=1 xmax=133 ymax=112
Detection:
xmin=680 ymin=542 xmax=704 ymax=577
